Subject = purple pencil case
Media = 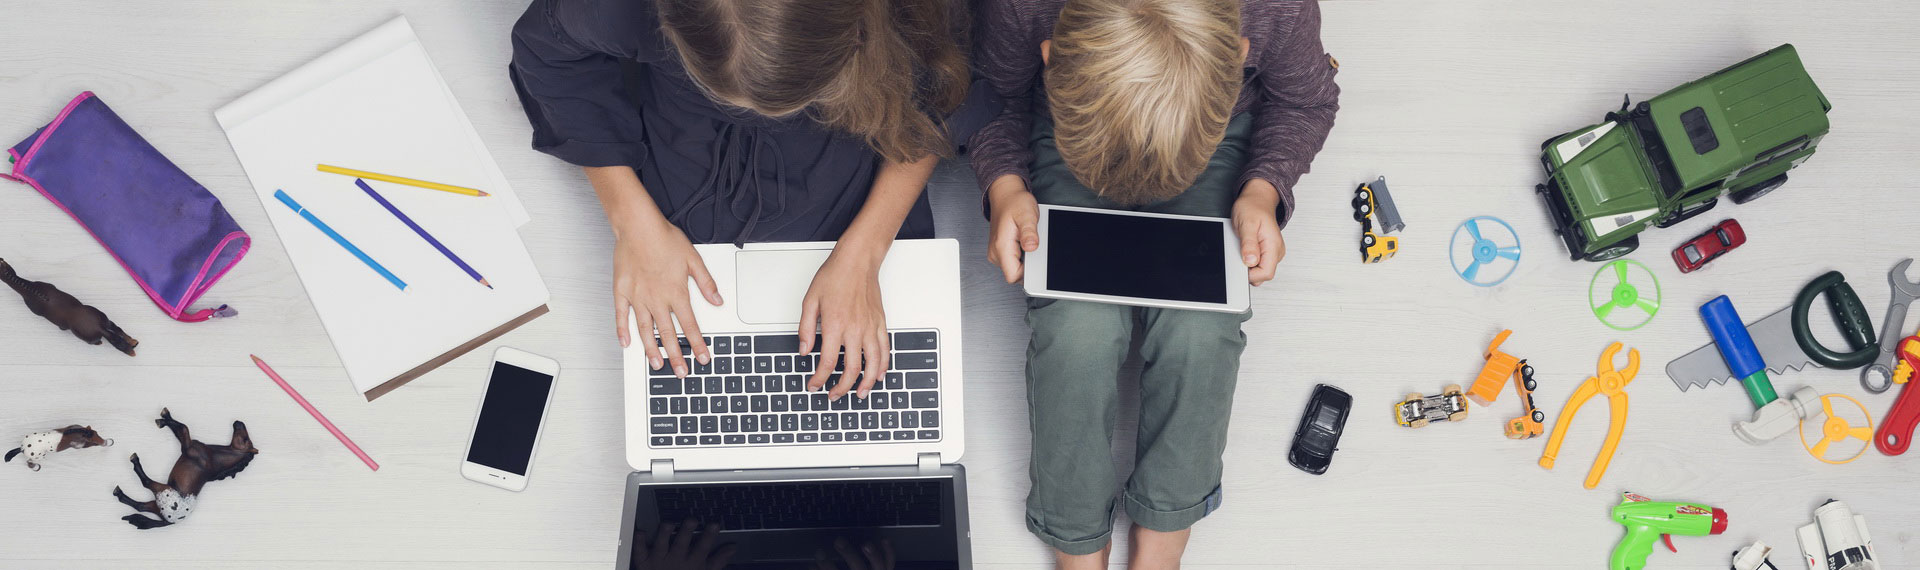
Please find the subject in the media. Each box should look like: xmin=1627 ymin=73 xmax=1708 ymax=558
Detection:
xmin=4 ymin=92 xmax=248 ymax=322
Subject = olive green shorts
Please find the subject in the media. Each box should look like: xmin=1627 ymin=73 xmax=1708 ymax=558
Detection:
xmin=1020 ymin=114 xmax=1253 ymax=555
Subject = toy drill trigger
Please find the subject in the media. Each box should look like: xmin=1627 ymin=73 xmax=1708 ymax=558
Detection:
xmin=1661 ymin=534 xmax=1676 ymax=553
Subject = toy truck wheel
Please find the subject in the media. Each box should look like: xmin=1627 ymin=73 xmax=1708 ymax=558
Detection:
xmin=1362 ymin=234 xmax=1376 ymax=247
xmin=1409 ymin=418 xmax=1429 ymax=429
xmin=1583 ymin=236 xmax=1637 ymax=262
xmin=1443 ymin=384 xmax=1464 ymax=396
xmin=1729 ymin=174 xmax=1787 ymax=204
xmin=1448 ymin=410 xmax=1468 ymax=423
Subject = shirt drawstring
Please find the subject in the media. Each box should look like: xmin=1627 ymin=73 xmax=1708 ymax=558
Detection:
xmin=664 ymin=123 xmax=793 ymax=246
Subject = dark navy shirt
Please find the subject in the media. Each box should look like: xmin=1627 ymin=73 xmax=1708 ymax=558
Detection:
xmin=510 ymin=0 xmax=989 ymax=244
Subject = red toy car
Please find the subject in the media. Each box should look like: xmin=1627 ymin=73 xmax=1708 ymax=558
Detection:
xmin=1672 ymin=219 xmax=1745 ymax=273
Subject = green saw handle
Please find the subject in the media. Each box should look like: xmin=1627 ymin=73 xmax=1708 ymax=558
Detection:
xmin=1794 ymin=271 xmax=1878 ymax=369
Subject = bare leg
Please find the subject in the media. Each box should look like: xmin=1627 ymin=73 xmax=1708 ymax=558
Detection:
xmin=1053 ymin=543 xmax=1110 ymax=570
xmin=1127 ymin=525 xmax=1191 ymax=570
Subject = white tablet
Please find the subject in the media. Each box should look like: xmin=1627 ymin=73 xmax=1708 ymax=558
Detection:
xmin=1025 ymin=204 xmax=1250 ymax=313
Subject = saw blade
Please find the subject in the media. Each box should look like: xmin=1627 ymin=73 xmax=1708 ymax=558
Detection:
xmin=1666 ymin=307 xmax=1823 ymax=391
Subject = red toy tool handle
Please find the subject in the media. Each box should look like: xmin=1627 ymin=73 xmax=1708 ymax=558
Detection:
xmin=1878 ymin=368 xmax=1920 ymax=455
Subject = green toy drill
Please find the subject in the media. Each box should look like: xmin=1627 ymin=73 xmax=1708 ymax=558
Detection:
xmin=1611 ymin=492 xmax=1728 ymax=570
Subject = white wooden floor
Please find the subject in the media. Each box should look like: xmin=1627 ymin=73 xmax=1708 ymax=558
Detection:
xmin=4 ymin=1 xmax=1919 ymax=568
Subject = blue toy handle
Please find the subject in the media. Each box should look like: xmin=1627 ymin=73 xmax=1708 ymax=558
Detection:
xmin=1701 ymin=296 xmax=1765 ymax=379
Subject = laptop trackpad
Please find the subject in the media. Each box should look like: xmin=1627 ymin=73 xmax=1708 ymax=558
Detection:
xmin=736 ymin=249 xmax=832 ymax=325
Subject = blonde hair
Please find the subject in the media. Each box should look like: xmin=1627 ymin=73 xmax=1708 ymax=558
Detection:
xmin=1046 ymin=0 xmax=1244 ymax=204
xmin=657 ymin=0 xmax=969 ymax=164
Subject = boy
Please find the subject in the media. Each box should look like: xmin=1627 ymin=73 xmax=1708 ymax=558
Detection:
xmin=968 ymin=0 xmax=1338 ymax=567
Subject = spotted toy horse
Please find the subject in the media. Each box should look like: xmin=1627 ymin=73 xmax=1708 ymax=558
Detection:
xmin=5 ymin=425 xmax=111 ymax=471
xmin=113 ymin=409 xmax=258 ymax=529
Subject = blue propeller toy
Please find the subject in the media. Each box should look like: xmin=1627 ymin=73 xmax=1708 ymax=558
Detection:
xmin=1450 ymin=216 xmax=1521 ymax=287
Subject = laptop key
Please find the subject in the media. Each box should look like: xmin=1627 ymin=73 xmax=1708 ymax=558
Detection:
xmin=679 ymin=416 xmax=698 ymax=434
xmin=694 ymin=360 xmax=712 ymax=375
xmin=751 ymin=395 xmax=769 ymax=413
xmin=731 ymin=395 xmax=749 ymax=411
xmin=726 ymin=377 xmax=745 ymax=393
xmin=775 ymin=355 xmax=793 ymax=373
xmin=744 ymin=376 xmax=762 ymax=393
xmin=797 ymin=433 xmax=817 ymax=443
xmin=713 ymin=336 xmax=732 ymax=355
xmin=894 ymin=331 xmax=938 ymax=351
xmin=714 ymin=357 xmax=732 ymax=375
xmin=812 ymin=393 xmax=830 ymax=410
xmin=725 ymin=435 xmax=746 ymax=445
xmin=894 ymin=352 xmax=938 ymax=370
xmin=782 ymin=414 xmax=799 ymax=431
xmin=733 ymin=336 xmax=752 ymax=353
xmin=722 ymin=416 xmax=739 ymax=433
xmin=821 ymin=414 xmax=838 ymax=430
xmin=842 ymin=412 xmax=859 ymax=429
xmin=790 ymin=394 xmax=808 ymax=411
xmin=787 ymin=375 xmax=806 ymax=392
xmin=823 ymin=433 xmax=842 ymax=442
xmin=795 ymin=354 xmax=813 ymax=373
xmin=871 ymin=393 xmax=889 ymax=410
xmin=861 ymin=412 xmax=879 ymax=430
xmin=650 ymin=398 xmax=669 ymax=415
xmin=802 ymin=413 xmax=820 ymax=431
xmin=649 ymin=378 xmax=679 ymax=395
xmin=922 ymin=411 xmax=939 ymax=428
xmin=676 ymin=435 xmax=696 ymax=446
xmin=652 ymin=436 xmax=673 ymax=446
xmin=771 ymin=396 xmax=789 ymax=412
xmin=831 ymin=395 xmax=851 ymax=411
xmin=691 ymin=397 xmax=708 ymax=414
xmin=894 ymin=430 xmax=914 ymax=440
xmin=749 ymin=434 xmax=769 ymax=444
xmin=905 ymin=372 xmax=937 ymax=389
xmin=701 ymin=416 xmax=718 ymax=433
xmin=705 ymin=377 xmax=723 ymax=394
xmin=761 ymin=414 xmax=777 ymax=431
xmin=700 ymin=435 xmax=722 ymax=445
xmin=650 ymin=417 xmax=676 ymax=434
xmin=670 ymin=397 xmax=688 ymax=415
xmin=754 ymin=356 xmax=773 ymax=374
xmin=882 ymin=412 xmax=899 ymax=429
xmin=754 ymin=334 xmax=800 ymax=354
xmin=847 ymin=432 xmax=867 ymax=442
xmin=918 ymin=430 xmax=939 ymax=441
xmin=870 ymin=431 xmax=891 ymax=441
xmin=902 ymin=411 xmax=918 ymax=428
xmin=742 ymin=415 xmax=758 ymax=432
xmin=891 ymin=392 xmax=910 ymax=410
xmin=911 ymin=391 xmax=939 ymax=409
xmin=851 ymin=395 xmax=871 ymax=410
xmin=710 ymin=396 xmax=728 ymax=413
xmin=773 ymin=434 xmax=794 ymax=444
xmin=885 ymin=372 xmax=903 ymax=391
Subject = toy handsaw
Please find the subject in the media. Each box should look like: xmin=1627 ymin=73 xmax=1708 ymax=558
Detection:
xmin=1666 ymin=307 xmax=1821 ymax=391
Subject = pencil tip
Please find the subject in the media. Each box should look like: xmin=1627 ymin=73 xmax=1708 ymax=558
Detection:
xmin=478 ymin=191 xmax=491 ymax=197
xmin=481 ymin=279 xmax=493 ymax=289
xmin=250 ymin=354 xmax=262 ymax=362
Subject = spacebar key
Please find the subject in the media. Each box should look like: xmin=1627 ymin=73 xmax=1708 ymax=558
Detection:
xmin=754 ymin=334 xmax=801 ymax=354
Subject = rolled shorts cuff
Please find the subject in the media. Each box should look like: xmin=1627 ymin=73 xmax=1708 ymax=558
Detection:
xmin=1025 ymin=515 xmax=1113 ymax=556
xmin=1123 ymin=486 xmax=1224 ymax=532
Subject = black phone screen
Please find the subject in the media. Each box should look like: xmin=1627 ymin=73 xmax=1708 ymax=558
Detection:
xmin=1045 ymin=208 xmax=1227 ymax=303
xmin=466 ymin=362 xmax=555 ymax=475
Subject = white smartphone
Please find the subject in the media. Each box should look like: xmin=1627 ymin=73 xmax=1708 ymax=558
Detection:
xmin=461 ymin=347 xmax=560 ymax=492
xmin=1025 ymin=204 xmax=1250 ymax=313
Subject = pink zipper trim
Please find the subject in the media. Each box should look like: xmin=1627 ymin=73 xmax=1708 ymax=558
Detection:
xmin=176 ymin=231 xmax=251 ymax=322
xmin=16 ymin=91 xmax=92 ymax=171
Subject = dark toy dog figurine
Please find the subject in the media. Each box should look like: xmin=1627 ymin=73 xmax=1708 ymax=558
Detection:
xmin=113 ymin=409 xmax=258 ymax=529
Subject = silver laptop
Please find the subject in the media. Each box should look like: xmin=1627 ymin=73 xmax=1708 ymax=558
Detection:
xmin=619 ymin=239 xmax=970 ymax=568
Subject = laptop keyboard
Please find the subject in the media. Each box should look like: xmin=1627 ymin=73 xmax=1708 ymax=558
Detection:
xmin=653 ymin=480 xmax=943 ymax=531
xmin=646 ymin=330 xmax=942 ymax=448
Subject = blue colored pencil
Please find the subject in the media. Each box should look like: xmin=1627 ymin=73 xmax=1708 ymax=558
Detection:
xmin=273 ymin=189 xmax=407 ymax=290
xmin=354 ymin=179 xmax=492 ymax=289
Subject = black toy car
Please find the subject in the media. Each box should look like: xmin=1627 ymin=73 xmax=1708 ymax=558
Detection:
xmin=1288 ymin=384 xmax=1352 ymax=475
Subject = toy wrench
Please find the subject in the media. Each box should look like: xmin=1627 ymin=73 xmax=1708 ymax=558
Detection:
xmin=1540 ymin=342 xmax=1640 ymax=489
xmin=1875 ymin=336 xmax=1920 ymax=455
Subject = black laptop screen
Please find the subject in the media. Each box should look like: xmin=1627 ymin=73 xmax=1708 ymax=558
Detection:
xmin=629 ymin=477 xmax=960 ymax=569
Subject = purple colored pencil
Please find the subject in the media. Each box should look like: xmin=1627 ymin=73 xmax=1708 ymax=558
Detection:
xmin=354 ymin=178 xmax=492 ymax=289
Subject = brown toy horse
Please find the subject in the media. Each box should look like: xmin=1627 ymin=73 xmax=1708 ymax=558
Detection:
xmin=113 ymin=409 xmax=258 ymax=529
xmin=5 ymin=425 xmax=112 ymax=471
xmin=0 ymin=258 xmax=137 ymax=356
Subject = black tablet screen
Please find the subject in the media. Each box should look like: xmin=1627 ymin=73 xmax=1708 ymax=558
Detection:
xmin=1045 ymin=208 xmax=1226 ymax=303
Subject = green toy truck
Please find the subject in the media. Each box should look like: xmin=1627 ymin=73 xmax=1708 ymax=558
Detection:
xmin=1537 ymin=44 xmax=1831 ymax=261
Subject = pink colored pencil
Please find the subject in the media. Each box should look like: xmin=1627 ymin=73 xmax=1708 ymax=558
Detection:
xmin=251 ymin=355 xmax=379 ymax=471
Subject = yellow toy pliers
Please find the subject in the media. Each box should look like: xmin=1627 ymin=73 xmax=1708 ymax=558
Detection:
xmin=1539 ymin=342 xmax=1639 ymax=489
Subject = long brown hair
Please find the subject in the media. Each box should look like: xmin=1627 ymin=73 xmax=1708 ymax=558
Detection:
xmin=657 ymin=0 xmax=970 ymax=163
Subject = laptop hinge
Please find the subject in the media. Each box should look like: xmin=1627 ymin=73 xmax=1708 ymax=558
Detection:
xmin=916 ymin=452 xmax=941 ymax=473
xmin=651 ymin=459 xmax=675 ymax=480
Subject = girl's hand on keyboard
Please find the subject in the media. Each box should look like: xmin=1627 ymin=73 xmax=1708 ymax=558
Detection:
xmin=611 ymin=215 xmax=719 ymax=378
xmin=631 ymin=519 xmax=734 ymax=570
xmin=800 ymin=248 xmax=891 ymax=400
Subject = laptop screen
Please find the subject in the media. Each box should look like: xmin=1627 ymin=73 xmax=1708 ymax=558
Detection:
xmin=629 ymin=477 xmax=961 ymax=569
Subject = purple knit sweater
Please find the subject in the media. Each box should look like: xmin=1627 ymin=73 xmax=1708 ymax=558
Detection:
xmin=968 ymin=0 xmax=1340 ymax=227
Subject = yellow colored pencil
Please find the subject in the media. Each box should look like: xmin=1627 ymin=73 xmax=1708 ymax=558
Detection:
xmin=316 ymin=164 xmax=491 ymax=197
